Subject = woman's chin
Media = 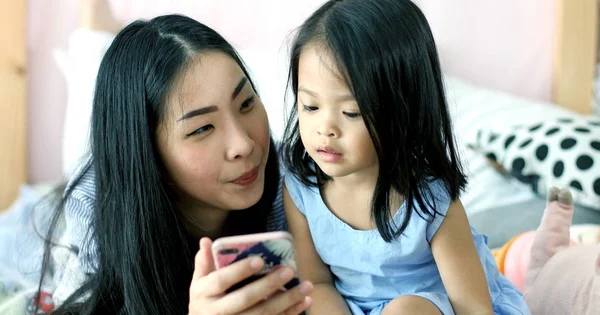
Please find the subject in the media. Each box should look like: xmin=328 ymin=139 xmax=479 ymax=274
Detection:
xmin=228 ymin=183 xmax=265 ymax=210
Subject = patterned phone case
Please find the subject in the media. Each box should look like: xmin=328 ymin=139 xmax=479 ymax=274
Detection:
xmin=213 ymin=232 xmax=299 ymax=292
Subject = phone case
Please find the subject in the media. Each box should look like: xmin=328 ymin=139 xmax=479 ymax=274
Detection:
xmin=212 ymin=231 xmax=299 ymax=292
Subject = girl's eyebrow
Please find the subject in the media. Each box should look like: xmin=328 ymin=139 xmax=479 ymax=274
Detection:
xmin=298 ymin=87 xmax=318 ymax=97
xmin=299 ymin=87 xmax=354 ymax=102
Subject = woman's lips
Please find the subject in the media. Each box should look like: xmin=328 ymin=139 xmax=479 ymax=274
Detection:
xmin=232 ymin=166 xmax=259 ymax=185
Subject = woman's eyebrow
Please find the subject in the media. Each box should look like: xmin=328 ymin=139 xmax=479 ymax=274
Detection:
xmin=178 ymin=105 xmax=218 ymax=121
xmin=231 ymin=77 xmax=248 ymax=100
xmin=178 ymin=77 xmax=248 ymax=122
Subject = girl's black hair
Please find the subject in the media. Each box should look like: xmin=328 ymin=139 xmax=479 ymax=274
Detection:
xmin=282 ymin=0 xmax=467 ymax=242
xmin=37 ymin=14 xmax=280 ymax=314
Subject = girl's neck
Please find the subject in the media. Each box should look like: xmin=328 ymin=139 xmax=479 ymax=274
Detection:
xmin=322 ymin=165 xmax=404 ymax=228
xmin=325 ymin=163 xmax=379 ymax=193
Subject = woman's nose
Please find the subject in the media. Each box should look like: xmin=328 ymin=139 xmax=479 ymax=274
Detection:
xmin=225 ymin=123 xmax=254 ymax=161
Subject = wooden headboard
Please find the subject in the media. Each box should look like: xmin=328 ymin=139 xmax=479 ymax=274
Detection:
xmin=0 ymin=0 xmax=26 ymax=211
xmin=553 ymin=0 xmax=598 ymax=115
xmin=0 ymin=0 xmax=598 ymax=210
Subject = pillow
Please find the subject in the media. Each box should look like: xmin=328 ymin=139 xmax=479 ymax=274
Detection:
xmin=55 ymin=29 xmax=115 ymax=177
xmin=238 ymin=47 xmax=290 ymax=141
xmin=443 ymin=76 xmax=583 ymax=213
xmin=470 ymin=116 xmax=600 ymax=210
xmin=444 ymin=76 xmax=585 ymax=147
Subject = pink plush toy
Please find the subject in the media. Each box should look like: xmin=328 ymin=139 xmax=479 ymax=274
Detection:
xmin=502 ymin=228 xmax=578 ymax=292
xmin=521 ymin=188 xmax=600 ymax=314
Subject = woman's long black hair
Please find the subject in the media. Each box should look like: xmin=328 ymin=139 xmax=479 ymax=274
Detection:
xmin=37 ymin=14 xmax=280 ymax=314
xmin=282 ymin=0 xmax=467 ymax=242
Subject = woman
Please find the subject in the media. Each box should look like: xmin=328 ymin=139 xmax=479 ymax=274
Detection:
xmin=37 ymin=1 xmax=313 ymax=314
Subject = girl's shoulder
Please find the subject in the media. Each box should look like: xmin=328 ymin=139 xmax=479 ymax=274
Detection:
xmin=424 ymin=177 xmax=453 ymax=205
xmin=416 ymin=178 xmax=454 ymax=243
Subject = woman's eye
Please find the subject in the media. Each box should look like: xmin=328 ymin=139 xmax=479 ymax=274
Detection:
xmin=187 ymin=125 xmax=214 ymax=137
xmin=240 ymin=95 xmax=255 ymax=112
xmin=302 ymin=105 xmax=318 ymax=112
xmin=343 ymin=112 xmax=362 ymax=119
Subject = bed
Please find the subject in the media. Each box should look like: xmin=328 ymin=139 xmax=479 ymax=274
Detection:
xmin=0 ymin=0 xmax=599 ymax=313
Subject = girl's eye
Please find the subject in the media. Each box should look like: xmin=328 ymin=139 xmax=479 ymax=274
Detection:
xmin=240 ymin=95 xmax=255 ymax=112
xmin=187 ymin=125 xmax=214 ymax=137
xmin=302 ymin=105 xmax=318 ymax=112
xmin=343 ymin=112 xmax=362 ymax=119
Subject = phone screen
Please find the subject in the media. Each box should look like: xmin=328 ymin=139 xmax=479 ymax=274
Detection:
xmin=214 ymin=238 xmax=299 ymax=293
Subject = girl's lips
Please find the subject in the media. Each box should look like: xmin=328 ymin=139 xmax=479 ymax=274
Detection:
xmin=316 ymin=145 xmax=339 ymax=154
xmin=317 ymin=150 xmax=343 ymax=163
xmin=232 ymin=167 xmax=259 ymax=185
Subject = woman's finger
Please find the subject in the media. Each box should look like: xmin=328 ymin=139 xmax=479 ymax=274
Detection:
xmin=265 ymin=281 xmax=313 ymax=315
xmin=192 ymin=238 xmax=215 ymax=280
xmin=236 ymin=280 xmax=313 ymax=315
xmin=217 ymin=267 xmax=310 ymax=313
xmin=200 ymin=256 xmax=265 ymax=296
xmin=282 ymin=296 xmax=313 ymax=315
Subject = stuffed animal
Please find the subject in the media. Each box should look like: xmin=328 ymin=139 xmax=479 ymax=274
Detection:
xmin=494 ymin=187 xmax=600 ymax=314
xmin=492 ymin=188 xmax=600 ymax=292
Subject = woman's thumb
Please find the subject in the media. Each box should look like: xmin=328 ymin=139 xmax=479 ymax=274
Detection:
xmin=193 ymin=237 xmax=215 ymax=279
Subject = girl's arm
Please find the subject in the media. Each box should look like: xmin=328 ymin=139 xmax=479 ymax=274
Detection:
xmin=430 ymin=200 xmax=494 ymax=315
xmin=283 ymin=183 xmax=352 ymax=315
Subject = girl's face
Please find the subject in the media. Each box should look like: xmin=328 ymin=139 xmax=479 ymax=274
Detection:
xmin=157 ymin=51 xmax=270 ymax=213
xmin=297 ymin=44 xmax=378 ymax=180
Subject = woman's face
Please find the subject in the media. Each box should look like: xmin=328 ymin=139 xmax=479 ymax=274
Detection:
xmin=157 ymin=51 xmax=270 ymax=214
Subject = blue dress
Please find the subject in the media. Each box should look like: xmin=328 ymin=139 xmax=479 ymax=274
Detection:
xmin=284 ymin=175 xmax=530 ymax=315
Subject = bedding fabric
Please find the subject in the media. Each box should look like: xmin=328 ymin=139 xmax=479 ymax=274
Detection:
xmin=0 ymin=186 xmax=50 ymax=314
xmin=0 ymin=186 xmax=77 ymax=315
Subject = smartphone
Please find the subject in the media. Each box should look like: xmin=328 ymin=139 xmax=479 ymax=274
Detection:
xmin=212 ymin=231 xmax=299 ymax=293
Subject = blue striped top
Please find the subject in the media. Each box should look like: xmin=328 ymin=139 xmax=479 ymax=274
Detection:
xmin=63 ymin=163 xmax=287 ymax=273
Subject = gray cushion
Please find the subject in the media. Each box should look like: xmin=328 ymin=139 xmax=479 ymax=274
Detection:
xmin=468 ymin=198 xmax=600 ymax=249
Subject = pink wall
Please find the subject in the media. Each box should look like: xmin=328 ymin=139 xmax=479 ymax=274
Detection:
xmin=419 ymin=0 xmax=555 ymax=101
xmin=27 ymin=0 xmax=556 ymax=183
xmin=28 ymin=0 xmax=78 ymax=183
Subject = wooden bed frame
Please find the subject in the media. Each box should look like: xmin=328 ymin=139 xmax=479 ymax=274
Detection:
xmin=0 ymin=0 xmax=597 ymax=210
xmin=553 ymin=0 xmax=598 ymax=115
xmin=0 ymin=0 xmax=26 ymax=210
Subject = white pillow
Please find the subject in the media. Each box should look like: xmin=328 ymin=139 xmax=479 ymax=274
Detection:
xmin=443 ymin=76 xmax=587 ymax=213
xmin=471 ymin=116 xmax=600 ymax=210
xmin=444 ymin=76 xmax=585 ymax=147
xmin=55 ymin=29 xmax=115 ymax=177
xmin=238 ymin=47 xmax=291 ymax=141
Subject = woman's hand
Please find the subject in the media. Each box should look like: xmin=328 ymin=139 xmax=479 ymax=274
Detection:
xmin=189 ymin=238 xmax=313 ymax=315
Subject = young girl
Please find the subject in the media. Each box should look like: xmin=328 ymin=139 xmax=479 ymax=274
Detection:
xmin=282 ymin=1 xmax=530 ymax=314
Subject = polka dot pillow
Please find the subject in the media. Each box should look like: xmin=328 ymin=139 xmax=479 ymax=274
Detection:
xmin=470 ymin=117 xmax=600 ymax=210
